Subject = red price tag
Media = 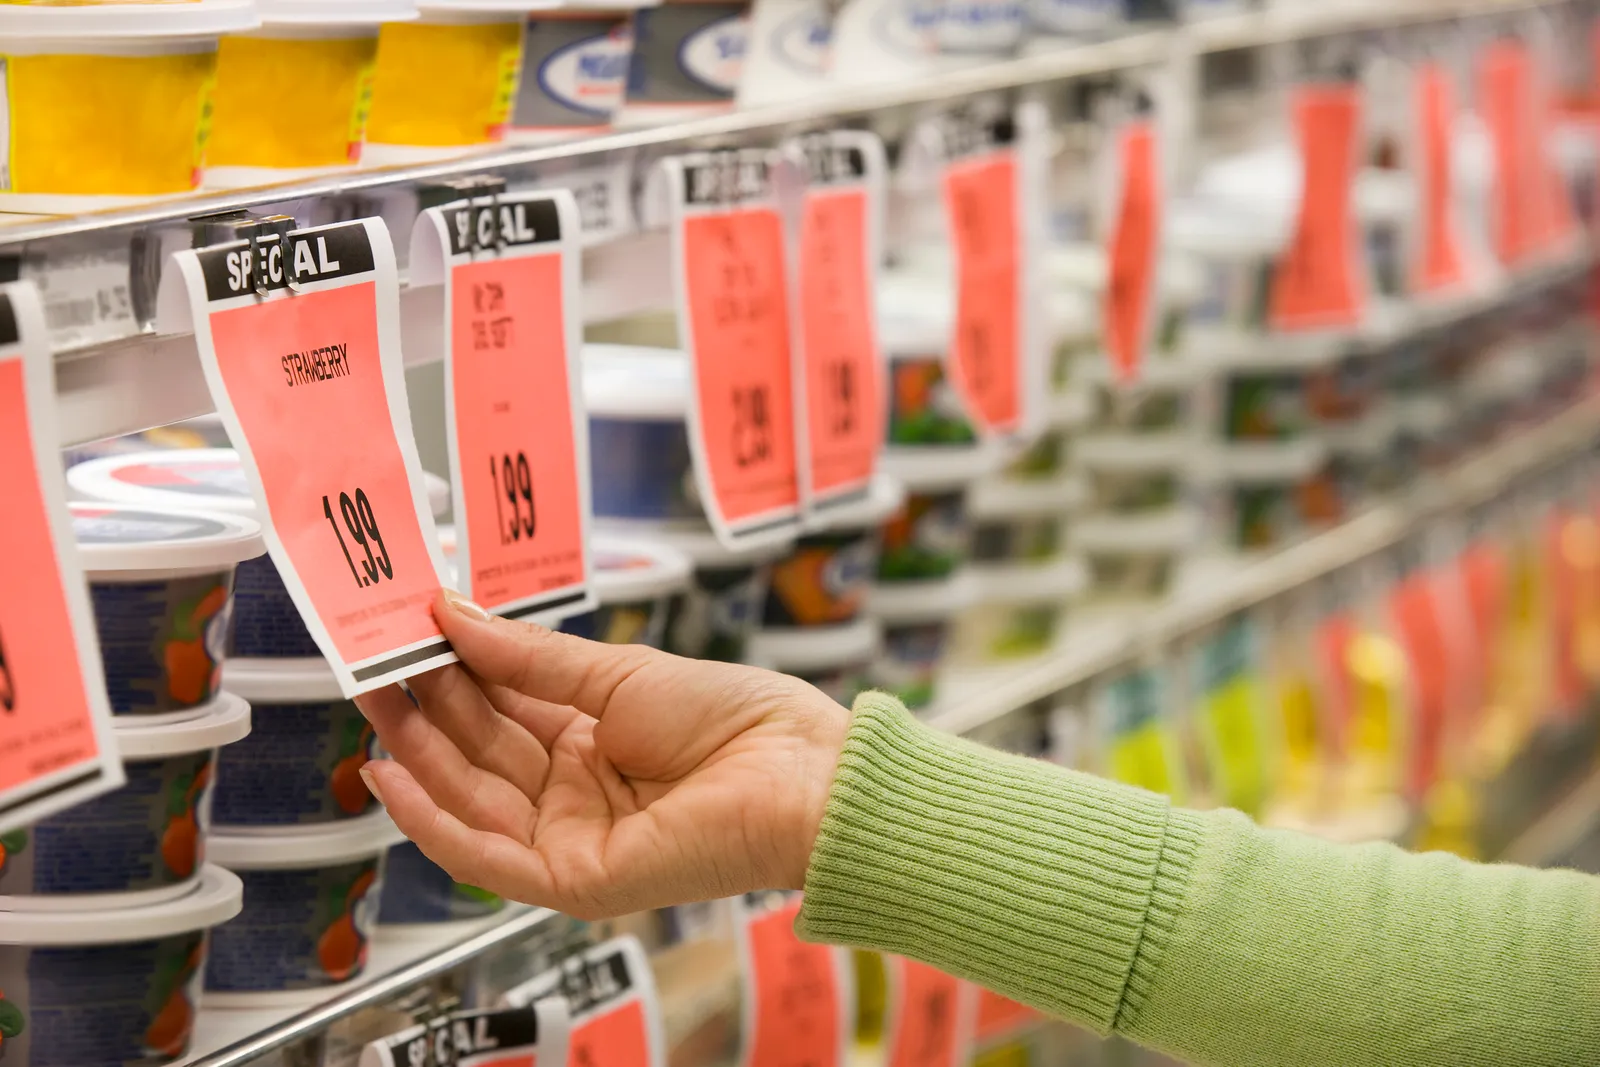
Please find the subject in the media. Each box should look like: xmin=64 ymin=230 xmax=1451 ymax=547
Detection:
xmin=1269 ymin=84 xmax=1366 ymax=331
xmin=1103 ymin=120 xmax=1161 ymax=383
xmin=943 ymin=148 xmax=1023 ymax=436
xmin=1480 ymin=40 xmax=1542 ymax=266
xmin=1388 ymin=572 xmax=1457 ymax=800
xmin=737 ymin=894 xmax=849 ymax=1067
xmin=163 ymin=219 xmax=456 ymax=695
xmin=501 ymin=937 xmax=665 ymax=1067
xmin=410 ymin=193 xmax=594 ymax=622
xmin=792 ymin=132 xmax=885 ymax=511
xmin=1458 ymin=540 xmax=1507 ymax=724
xmin=974 ymin=989 xmax=1039 ymax=1043
xmin=884 ymin=958 xmax=976 ymax=1067
xmin=1412 ymin=64 xmax=1472 ymax=295
xmin=0 ymin=282 xmax=123 ymax=834
xmin=671 ymin=151 xmax=803 ymax=549
xmin=1313 ymin=613 xmax=1359 ymax=760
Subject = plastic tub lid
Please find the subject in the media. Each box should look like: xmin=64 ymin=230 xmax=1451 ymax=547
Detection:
xmin=881 ymin=440 xmax=1008 ymax=492
xmin=582 ymin=344 xmax=690 ymax=420
xmin=1073 ymin=509 xmax=1199 ymax=554
xmin=869 ymin=568 xmax=981 ymax=623
xmin=208 ymin=809 xmax=405 ymax=867
xmin=68 ymin=449 xmax=451 ymax=518
xmin=971 ymin=554 xmax=1087 ymax=605
xmin=969 ymin=474 xmax=1083 ymax=520
xmin=810 ymin=473 xmax=905 ymax=533
xmin=72 ymin=501 xmax=265 ymax=574
xmin=0 ymin=865 xmax=242 ymax=943
xmin=747 ymin=616 xmax=881 ymax=673
xmin=591 ymin=534 xmax=694 ymax=603
xmin=593 ymin=519 xmax=794 ymax=568
xmin=877 ymin=274 xmax=953 ymax=355
xmin=1198 ymin=437 xmax=1328 ymax=485
xmin=115 ymin=691 xmax=252 ymax=758
xmin=0 ymin=0 xmax=261 ymax=37
xmin=1075 ymin=433 xmax=1193 ymax=474
xmin=224 ymin=656 xmax=343 ymax=702
xmin=258 ymin=0 xmax=418 ymax=23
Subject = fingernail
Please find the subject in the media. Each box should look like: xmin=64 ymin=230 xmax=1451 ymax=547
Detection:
xmin=442 ymin=588 xmax=493 ymax=623
xmin=359 ymin=765 xmax=385 ymax=806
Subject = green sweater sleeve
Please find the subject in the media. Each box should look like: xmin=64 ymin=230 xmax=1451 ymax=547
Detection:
xmin=797 ymin=692 xmax=1600 ymax=1067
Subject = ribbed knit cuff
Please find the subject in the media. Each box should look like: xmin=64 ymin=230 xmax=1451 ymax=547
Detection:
xmin=796 ymin=692 xmax=1197 ymax=1035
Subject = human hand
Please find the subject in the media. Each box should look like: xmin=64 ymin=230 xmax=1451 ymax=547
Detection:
xmin=354 ymin=591 xmax=850 ymax=920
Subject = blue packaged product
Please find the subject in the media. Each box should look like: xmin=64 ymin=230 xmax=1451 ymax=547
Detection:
xmin=583 ymin=345 xmax=702 ymax=522
xmin=0 ymin=694 xmax=250 ymax=909
xmin=71 ymin=502 xmax=264 ymax=721
xmin=377 ymin=840 xmax=504 ymax=927
xmin=216 ymin=658 xmax=377 ymax=828
xmin=204 ymin=812 xmax=403 ymax=1006
xmin=616 ymin=1 xmax=748 ymax=127
xmin=508 ymin=11 xmax=634 ymax=142
xmin=0 ymin=865 xmax=242 ymax=1067
xmin=558 ymin=535 xmax=692 ymax=647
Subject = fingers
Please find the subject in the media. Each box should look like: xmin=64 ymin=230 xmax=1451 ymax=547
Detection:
xmin=407 ymin=664 xmax=551 ymax=798
xmin=435 ymin=589 xmax=659 ymax=718
xmin=354 ymin=684 xmax=538 ymax=842
xmin=475 ymin=678 xmax=585 ymax=751
xmin=360 ymin=760 xmax=558 ymax=907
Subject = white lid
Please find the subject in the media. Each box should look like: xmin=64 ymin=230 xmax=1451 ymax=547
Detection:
xmin=1044 ymin=243 xmax=1197 ymax=298
xmin=0 ymin=865 xmax=242 ymax=942
xmin=0 ymin=0 xmax=260 ymax=37
xmin=869 ymin=568 xmax=980 ymax=623
xmin=1323 ymin=405 xmax=1400 ymax=459
xmin=1047 ymin=387 xmax=1093 ymax=430
xmin=877 ymin=274 xmax=953 ymax=355
xmin=810 ymin=473 xmax=905 ymax=533
xmin=1046 ymin=288 xmax=1096 ymax=340
xmin=1074 ymin=509 xmax=1198 ymax=554
xmin=1074 ymin=356 xmax=1201 ymax=389
xmin=224 ymin=656 xmax=343 ymax=702
xmin=208 ymin=809 xmax=404 ymax=867
xmin=1075 ymin=434 xmax=1193 ymax=473
xmin=68 ymin=449 xmax=450 ymax=518
xmin=259 ymin=0 xmax=416 ymax=23
xmin=881 ymin=441 xmax=1008 ymax=491
xmin=971 ymin=555 xmax=1086 ymax=605
xmin=1185 ymin=329 xmax=1344 ymax=372
xmin=593 ymin=519 xmax=793 ymax=567
xmin=582 ymin=344 xmax=689 ymax=420
xmin=969 ymin=475 xmax=1083 ymax=519
xmin=1198 ymin=438 xmax=1328 ymax=484
xmin=72 ymin=501 xmax=265 ymax=573
xmin=591 ymin=534 xmax=693 ymax=603
xmin=747 ymin=616 xmax=881 ymax=673
xmin=114 ymin=691 xmax=252 ymax=758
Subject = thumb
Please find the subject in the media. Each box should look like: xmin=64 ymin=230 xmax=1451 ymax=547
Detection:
xmin=433 ymin=589 xmax=658 ymax=717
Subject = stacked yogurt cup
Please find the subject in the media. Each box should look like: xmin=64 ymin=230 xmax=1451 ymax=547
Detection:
xmin=0 ymin=501 xmax=263 ymax=1066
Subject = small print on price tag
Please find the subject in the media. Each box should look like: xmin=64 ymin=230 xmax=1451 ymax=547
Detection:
xmin=359 ymin=999 xmax=571 ymax=1067
xmin=785 ymin=130 xmax=887 ymax=517
xmin=410 ymin=190 xmax=595 ymax=623
xmin=539 ymin=161 xmax=637 ymax=246
xmin=0 ymin=281 xmax=124 ymax=835
xmin=665 ymin=149 xmax=803 ymax=550
xmin=500 ymin=936 xmax=667 ymax=1067
xmin=1411 ymin=64 xmax=1471 ymax=295
xmin=735 ymin=891 xmax=852 ymax=1067
xmin=884 ymin=958 xmax=978 ymax=1067
xmin=158 ymin=219 xmax=457 ymax=697
xmin=1269 ymin=82 xmax=1367 ymax=331
xmin=1103 ymin=118 xmax=1161 ymax=383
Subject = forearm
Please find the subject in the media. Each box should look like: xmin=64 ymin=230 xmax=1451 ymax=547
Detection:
xmin=797 ymin=693 xmax=1600 ymax=1067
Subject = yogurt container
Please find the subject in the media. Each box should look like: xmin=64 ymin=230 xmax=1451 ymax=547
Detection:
xmin=72 ymin=502 xmax=264 ymax=721
xmin=215 ymin=657 xmax=378 ymax=829
xmin=829 ymin=0 xmax=1020 ymax=88
xmin=205 ymin=1 xmax=418 ymax=187
xmin=735 ymin=0 xmax=832 ymax=108
xmin=204 ymin=811 xmax=403 ymax=1006
xmin=0 ymin=695 xmax=250 ymax=911
xmin=507 ymin=7 xmax=640 ymax=143
xmin=69 ymin=450 xmax=450 ymax=660
xmin=953 ymin=556 xmax=1085 ymax=662
xmin=0 ymin=865 xmax=243 ymax=1067
xmin=868 ymin=568 xmax=976 ymax=709
xmin=876 ymin=489 xmax=971 ymax=583
xmin=747 ymin=616 xmax=881 ymax=707
xmin=363 ymin=3 xmax=527 ymax=164
xmin=762 ymin=475 xmax=904 ymax=629
xmin=376 ymin=840 xmax=503 ymax=929
xmin=614 ymin=0 xmax=749 ymax=128
xmin=583 ymin=344 xmax=701 ymax=522
xmin=0 ymin=1 xmax=258 ymax=212
xmin=558 ymin=534 xmax=693 ymax=646
xmin=649 ymin=525 xmax=791 ymax=661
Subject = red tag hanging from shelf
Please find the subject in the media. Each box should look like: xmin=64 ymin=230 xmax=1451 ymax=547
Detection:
xmin=884 ymin=958 xmax=977 ymax=1067
xmin=1103 ymin=120 xmax=1161 ymax=383
xmin=1480 ymin=39 xmax=1544 ymax=266
xmin=736 ymin=893 xmax=851 ymax=1067
xmin=1412 ymin=64 xmax=1472 ymax=295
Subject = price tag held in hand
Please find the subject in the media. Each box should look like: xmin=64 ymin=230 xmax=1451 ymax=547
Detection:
xmin=1103 ymin=119 xmax=1162 ymax=383
xmin=500 ymin=936 xmax=666 ymax=1067
xmin=786 ymin=131 xmax=888 ymax=516
xmin=734 ymin=892 xmax=853 ymax=1067
xmin=884 ymin=958 xmax=977 ymax=1067
xmin=1269 ymin=83 xmax=1367 ymax=331
xmin=158 ymin=218 xmax=457 ymax=696
xmin=1412 ymin=64 xmax=1472 ymax=295
xmin=665 ymin=149 xmax=804 ymax=550
xmin=0 ymin=281 xmax=124 ymax=835
xmin=410 ymin=190 xmax=596 ymax=623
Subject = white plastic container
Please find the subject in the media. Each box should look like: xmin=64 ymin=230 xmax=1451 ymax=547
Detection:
xmin=629 ymin=522 xmax=793 ymax=662
xmin=0 ymin=865 xmax=244 ymax=1067
xmin=763 ymin=474 xmax=904 ymax=629
xmin=0 ymin=694 xmax=250 ymax=911
xmin=204 ymin=810 xmax=404 ymax=1006
xmin=747 ymin=615 xmax=881 ymax=707
xmin=507 ymin=2 xmax=658 ymax=143
xmin=0 ymin=1 xmax=259 ymax=211
xmin=558 ymin=533 xmax=693 ymax=645
xmin=206 ymin=0 xmax=417 ymax=187
xmin=829 ymin=0 xmax=1021 ymax=89
xmin=613 ymin=0 xmax=749 ymax=128
xmin=584 ymin=344 xmax=705 ymax=522
xmin=72 ymin=501 xmax=264 ymax=722
xmin=735 ymin=0 xmax=830 ymax=107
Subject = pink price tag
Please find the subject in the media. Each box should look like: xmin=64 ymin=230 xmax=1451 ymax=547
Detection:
xmin=1103 ymin=120 xmax=1161 ymax=383
xmin=162 ymin=220 xmax=455 ymax=696
xmin=0 ymin=282 xmax=123 ymax=834
xmin=412 ymin=193 xmax=594 ymax=622
xmin=737 ymin=894 xmax=849 ymax=1067
xmin=884 ymin=958 xmax=976 ymax=1067
xmin=501 ymin=937 xmax=666 ymax=1067
xmin=943 ymin=148 xmax=1023 ymax=436
xmin=1480 ymin=40 xmax=1542 ymax=267
xmin=1412 ymin=64 xmax=1472 ymax=295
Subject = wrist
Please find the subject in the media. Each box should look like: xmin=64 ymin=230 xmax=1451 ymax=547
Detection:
xmin=784 ymin=686 xmax=851 ymax=890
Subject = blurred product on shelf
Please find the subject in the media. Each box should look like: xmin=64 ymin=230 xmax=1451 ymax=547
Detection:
xmin=377 ymin=840 xmax=505 ymax=930
xmin=736 ymin=0 xmax=832 ymax=106
xmin=614 ymin=0 xmax=749 ymax=127
xmin=0 ymin=0 xmax=259 ymax=211
xmin=762 ymin=473 xmax=903 ymax=629
xmin=558 ymin=533 xmax=693 ymax=645
xmin=871 ymin=569 xmax=979 ymax=708
xmin=829 ymin=0 xmax=1023 ymax=88
xmin=584 ymin=344 xmax=702 ymax=522
xmin=505 ymin=4 xmax=640 ymax=143
xmin=748 ymin=614 xmax=881 ymax=706
xmin=660 ymin=527 xmax=792 ymax=661
xmin=204 ymin=811 xmax=403 ymax=1006
xmin=71 ymin=501 xmax=264 ymax=720
xmin=216 ymin=657 xmax=379 ymax=828
xmin=0 ymin=693 xmax=249 ymax=909
xmin=0 ymin=866 xmax=244 ymax=1067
